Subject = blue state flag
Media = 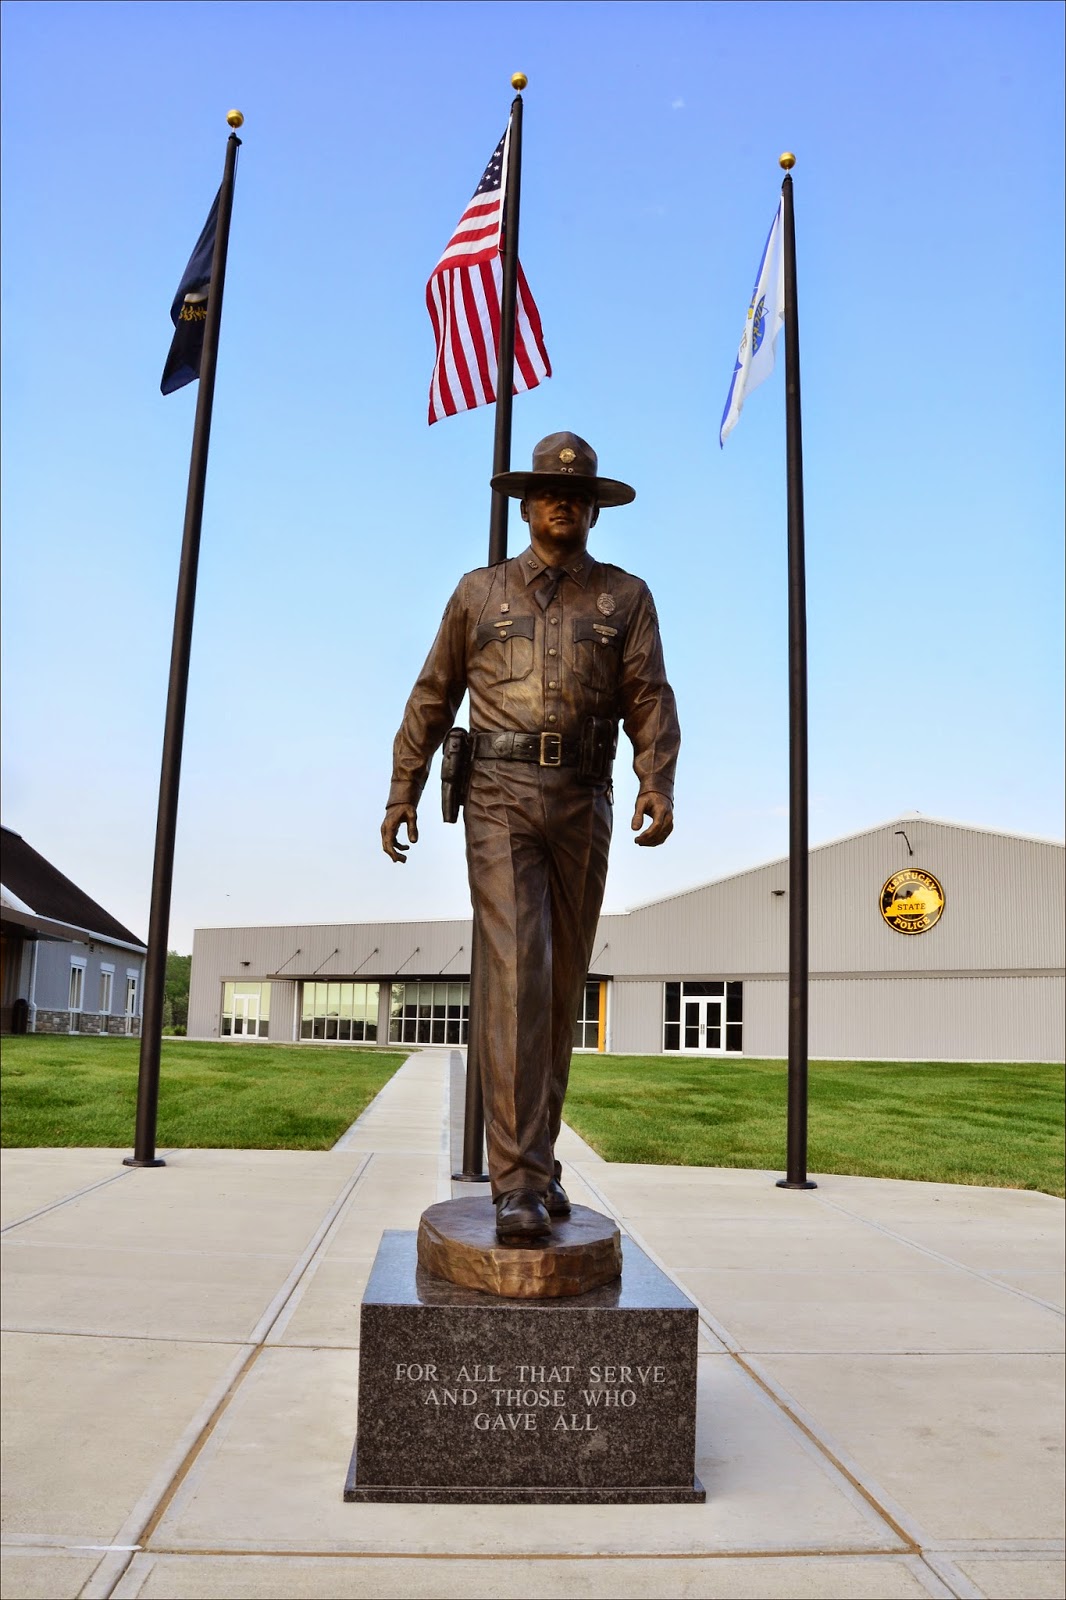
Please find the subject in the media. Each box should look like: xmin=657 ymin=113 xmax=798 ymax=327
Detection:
xmin=160 ymin=189 xmax=220 ymax=395
xmin=719 ymin=200 xmax=785 ymax=446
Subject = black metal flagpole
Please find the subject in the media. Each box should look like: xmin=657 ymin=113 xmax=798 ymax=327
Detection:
xmin=125 ymin=113 xmax=244 ymax=1168
xmin=775 ymin=154 xmax=816 ymax=1191
xmin=456 ymin=75 xmax=527 ymax=1182
xmin=488 ymin=78 xmax=525 ymax=565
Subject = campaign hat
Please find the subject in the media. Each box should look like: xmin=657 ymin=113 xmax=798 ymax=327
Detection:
xmin=490 ymin=432 xmax=635 ymax=508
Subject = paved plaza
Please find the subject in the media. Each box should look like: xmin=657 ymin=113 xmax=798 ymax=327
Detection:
xmin=1 ymin=1050 xmax=1063 ymax=1599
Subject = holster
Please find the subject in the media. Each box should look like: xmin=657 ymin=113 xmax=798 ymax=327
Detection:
xmin=579 ymin=716 xmax=618 ymax=784
xmin=441 ymin=727 xmax=474 ymax=823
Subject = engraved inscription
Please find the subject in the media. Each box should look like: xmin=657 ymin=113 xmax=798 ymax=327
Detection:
xmin=392 ymin=1358 xmax=669 ymax=1434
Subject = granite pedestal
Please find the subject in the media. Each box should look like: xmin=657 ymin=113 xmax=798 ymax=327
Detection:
xmin=345 ymin=1230 xmax=705 ymax=1504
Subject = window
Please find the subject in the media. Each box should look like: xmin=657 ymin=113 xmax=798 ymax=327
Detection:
xmin=125 ymin=972 xmax=139 ymax=1014
xmin=99 ymin=967 xmax=114 ymax=1014
xmin=663 ymin=980 xmax=743 ymax=1053
xmin=299 ymin=981 xmax=379 ymax=1042
xmin=68 ymin=961 xmax=86 ymax=1011
xmin=221 ymin=981 xmax=273 ymax=1038
xmin=388 ymin=981 xmax=468 ymax=1046
xmin=574 ymin=979 xmax=604 ymax=1050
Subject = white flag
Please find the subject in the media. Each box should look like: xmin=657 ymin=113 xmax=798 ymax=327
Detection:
xmin=719 ymin=200 xmax=785 ymax=446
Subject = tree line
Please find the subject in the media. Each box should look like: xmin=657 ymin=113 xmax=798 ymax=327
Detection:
xmin=164 ymin=950 xmax=191 ymax=1033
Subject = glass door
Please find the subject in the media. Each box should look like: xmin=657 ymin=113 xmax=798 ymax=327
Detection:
xmin=683 ymin=996 xmax=723 ymax=1052
xmin=232 ymin=992 xmax=260 ymax=1038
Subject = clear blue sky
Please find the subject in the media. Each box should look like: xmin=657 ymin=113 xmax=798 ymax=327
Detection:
xmin=2 ymin=0 xmax=1062 ymax=951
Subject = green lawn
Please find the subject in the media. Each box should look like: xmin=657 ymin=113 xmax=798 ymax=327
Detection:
xmin=4 ymin=1040 xmax=1063 ymax=1195
xmin=564 ymin=1056 xmax=1066 ymax=1197
xmin=0 ymin=1036 xmax=406 ymax=1150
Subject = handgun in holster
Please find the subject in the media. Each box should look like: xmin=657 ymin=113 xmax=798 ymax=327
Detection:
xmin=441 ymin=728 xmax=474 ymax=823
xmin=579 ymin=716 xmax=618 ymax=784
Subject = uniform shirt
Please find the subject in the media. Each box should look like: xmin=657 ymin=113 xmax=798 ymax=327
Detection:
xmin=388 ymin=545 xmax=680 ymax=808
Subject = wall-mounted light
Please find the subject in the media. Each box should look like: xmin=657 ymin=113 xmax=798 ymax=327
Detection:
xmin=771 ymin=889 xmax=786 ymax=897
xmin=240 ymin=960 xmax=251 ymax=967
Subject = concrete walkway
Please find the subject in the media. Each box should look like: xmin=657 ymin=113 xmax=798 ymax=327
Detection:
xmin=1 ymin=1049 xmax=1062 ymax=1600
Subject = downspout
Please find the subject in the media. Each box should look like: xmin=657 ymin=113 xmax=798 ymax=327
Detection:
xmin=27 ymin=940 xmax=39 ymax=1031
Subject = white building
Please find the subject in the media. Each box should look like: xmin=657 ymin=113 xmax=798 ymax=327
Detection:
xmin=188 ymin=817 xmax=1064 ymax=1064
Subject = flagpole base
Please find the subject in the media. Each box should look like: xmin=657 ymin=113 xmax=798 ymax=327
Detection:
xmin=776 ymin=1177 xmax=817 ymax=1190
xmin=123 ymin=1156 xmax=167 ymax=1168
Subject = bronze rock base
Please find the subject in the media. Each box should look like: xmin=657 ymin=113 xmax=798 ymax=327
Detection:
xmin=416 ymin=1197 xmax=622 ymax=1299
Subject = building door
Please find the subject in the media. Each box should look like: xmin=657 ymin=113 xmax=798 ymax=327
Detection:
xmin=231 ymin=992 xmax=260 ymax=1038
xmin=125 ymin=973 xmax=139 ymax=1034
xmin=683 ymin=995 xmax=723 ymax=1052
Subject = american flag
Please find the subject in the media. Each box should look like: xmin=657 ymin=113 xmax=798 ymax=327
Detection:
xmin=426 ymin=126 xmax=551 ymax=425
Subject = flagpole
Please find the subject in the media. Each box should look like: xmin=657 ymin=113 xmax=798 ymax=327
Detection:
xmin=457 ymin=74 xmax=527 ymax=1182
xmin=488 ymin=76 xmax=525 ymax=565
xmin=125 ymin=112 xmax=243 ymax=1169
xmin=775 ymin=154 xmax=816 ymax=1191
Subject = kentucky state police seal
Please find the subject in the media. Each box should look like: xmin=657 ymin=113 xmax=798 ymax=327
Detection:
xmin=880 ymin=869 xmax=945 ymax=935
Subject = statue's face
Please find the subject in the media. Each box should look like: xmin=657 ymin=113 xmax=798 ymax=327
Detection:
xmin=520 ymin=485 xmax=599 ymax=550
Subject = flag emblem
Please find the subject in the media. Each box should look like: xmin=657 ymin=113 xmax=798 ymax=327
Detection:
xmin=161 ymin=191 xmax=220 ymax=396
xmin=751 ymin=295 xmax=767 ymax=355
xmin=719 ymin=201 xmax=785 ymax=446
xmin=426 ymin=128 xmax=551 ymax=424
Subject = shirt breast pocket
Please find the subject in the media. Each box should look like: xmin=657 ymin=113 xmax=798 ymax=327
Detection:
xmin=475 ymin=615 xmax=535 ymax=682
xmin=572 ymin=617 xmax=626 ymax=693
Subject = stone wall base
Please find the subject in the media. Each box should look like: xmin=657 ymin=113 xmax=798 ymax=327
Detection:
xmin=30 ymin=1010 xmax=141 ymax=1037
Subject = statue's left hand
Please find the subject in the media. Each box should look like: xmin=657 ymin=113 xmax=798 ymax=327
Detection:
xmin=631 ymin=792 xmax=673 ymax=847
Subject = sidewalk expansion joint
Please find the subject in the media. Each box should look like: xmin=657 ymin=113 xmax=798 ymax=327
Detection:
xmin=816 ymin=1193 xmax=1066 ymax=1319
xmin=0 ymin=1327 xmax=259 ymax=1348
xmin=571 ymin=1163 xmax=930 ymax=1560
xmin=732 ymin=1352 xmax=920 ymax=1552
xmin=79 ymin=1154 xmax=375 ymax=1600
xmin=110 ymin=1544 xmax=932 ymax=1561
xmin=0 ymin=1167 xmax=139 ymax=1235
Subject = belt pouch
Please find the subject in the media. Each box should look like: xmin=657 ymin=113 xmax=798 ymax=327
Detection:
xmin=441 ymin=728 xmax=473 ymax=823
xmin=579 ymin=716 xmax=618 ymax=783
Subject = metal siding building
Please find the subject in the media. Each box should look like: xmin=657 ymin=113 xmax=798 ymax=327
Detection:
xmin=188 ymin=818 xmax=1064 ymax=1062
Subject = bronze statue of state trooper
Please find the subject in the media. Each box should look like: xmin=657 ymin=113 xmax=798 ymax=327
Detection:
xmin=382 ymin=433 xmax=680 ymax=1245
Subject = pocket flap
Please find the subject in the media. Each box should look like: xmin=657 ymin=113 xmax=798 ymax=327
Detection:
xmin=574 ymin=616 xmax=626 ymax=647
xmin=476 ymin=615 xmax=535 ymax=649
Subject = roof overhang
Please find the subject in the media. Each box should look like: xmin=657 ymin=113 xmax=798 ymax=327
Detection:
xmin=0 ymin=906 xmax=87 ymax=944
xmin=0 ymin=905 xmax=146 ymax=952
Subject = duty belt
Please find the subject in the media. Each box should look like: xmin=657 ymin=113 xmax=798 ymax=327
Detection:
xmin=473 ymin=730 xmax=581 ymax=768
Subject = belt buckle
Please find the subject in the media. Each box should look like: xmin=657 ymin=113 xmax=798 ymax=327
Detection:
xmin=539 ymin=732 xmax=562 ymax=767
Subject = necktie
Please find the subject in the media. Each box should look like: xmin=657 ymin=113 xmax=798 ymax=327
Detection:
xmin=535 ymin=568 xmax=565 ymax=611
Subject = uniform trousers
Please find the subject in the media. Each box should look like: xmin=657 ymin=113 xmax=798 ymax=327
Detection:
xmin=463 ymin=758 xmax=613 ymax=1197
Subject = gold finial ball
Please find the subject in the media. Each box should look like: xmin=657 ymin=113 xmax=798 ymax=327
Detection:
xmin=511 ymin=73 xmax=528 ymax=91
xmin=779 ymin=151 xmax=796 ymax=170
xmin=226 ymin=110 xmax=245 ymax=129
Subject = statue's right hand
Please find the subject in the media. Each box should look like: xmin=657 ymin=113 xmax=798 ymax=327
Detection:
xmin=381 ymin=804 xmax=418 ymax=864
